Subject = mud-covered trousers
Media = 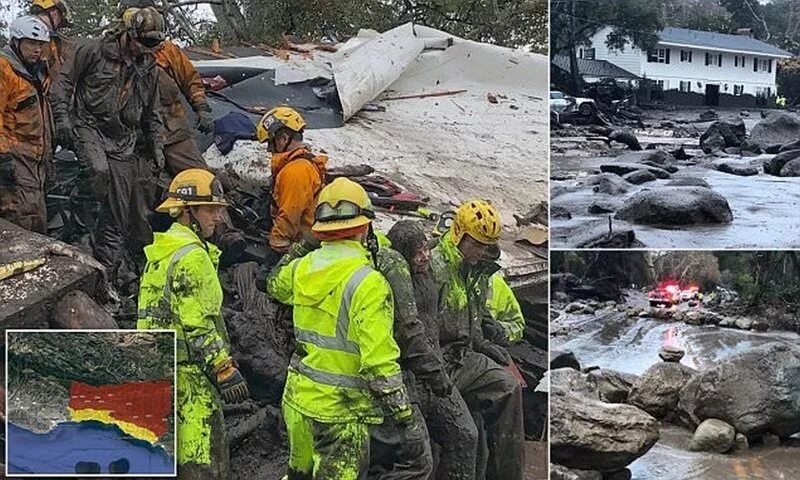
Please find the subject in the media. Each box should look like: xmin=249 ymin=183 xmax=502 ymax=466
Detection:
xmin=284 ymin=401 xmax=370 ymax=480
xmin=176 ymin=364 xmax=230 ymax=480
xmin=0 ymin=152 xmax=46 ymax=233
xmin=449 ymin=350 xmax=524 ymax=480
xmin=73 ymin=125 xmax=136 ymax=270
xmin=368 ymin=402 xmax=433 ymax=479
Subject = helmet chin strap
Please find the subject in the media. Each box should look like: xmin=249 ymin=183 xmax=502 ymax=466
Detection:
xmin=187 ymin=207 xmax=210 ymax=252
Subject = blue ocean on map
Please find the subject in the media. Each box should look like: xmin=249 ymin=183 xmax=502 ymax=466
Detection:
xmin=8 ymin=421 xmax=174 ymax=474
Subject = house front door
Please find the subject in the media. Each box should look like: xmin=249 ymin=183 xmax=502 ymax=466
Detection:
xmin=705 ymin=84 xmax=720 ymax=106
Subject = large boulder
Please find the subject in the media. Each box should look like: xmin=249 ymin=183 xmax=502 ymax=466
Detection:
xmin=585 ymin=173 xmax=631 ymax=195
xmin=551 ymin=367 xmax=601 ymax=400
xmin=780 ymin=158 xmax=800 ymax=177
xmin=600 ymin=163 xmax=671 ymax=179
xmin=659 ymin=345 xmax=685 ymax=362
xmin=747 ymin=112 xmax=800 ymax=151
xmin=628 ymin=362 xmax=697 ymax=419
xmin=550 ymin=390 xmax=660 ymax=472
xmin=678 ymin=342 xmax=800 ymax=438
xmin=617 ymin=150 xmax=676 ymax=169
xmin=700 ymin=119 xmax=746 ymax=153
xmin=589 ymin=199 xmax=623 ymax=214
xmin=623 ymin=170 xmax=657 ymax=185
xmin=588 ymin=369 xmax=638 ymax=403
xmin=50 ymin=290 xmax=118 ymax=329
xmin=609 ymin=130 xmax=642 ymax=151
xmin=666 ymin=177 xmax=710 ymax=188
xmin=552 ymin=350 xmax=582 ymax=371
xmin=689 ymin=419 xmax=736 ymax=453
xmin=615 ymin=187 xmax=733 ymax=225
xmin=715 ymin=160 xmax=759 ymax=177
xmin=763 ymin=149 xmax=800 ymax=176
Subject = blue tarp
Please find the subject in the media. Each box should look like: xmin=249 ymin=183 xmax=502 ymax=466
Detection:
xmin=8 ymin=422 xmax=174 ymax=475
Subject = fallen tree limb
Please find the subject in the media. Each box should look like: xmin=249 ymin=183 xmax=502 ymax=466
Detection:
xmin=383 ymin=89 xmax=468 ymax=101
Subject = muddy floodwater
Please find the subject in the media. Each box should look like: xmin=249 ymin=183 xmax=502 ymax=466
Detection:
xmin=552 ymin=292 xmax=800 ymax=480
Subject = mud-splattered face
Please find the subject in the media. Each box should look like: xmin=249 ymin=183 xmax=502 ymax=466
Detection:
xmin=190 ymin=205 xmax=226 ymax=239
xmin=412 ymin=246 xmax=431 ymax=273
xmin=458 ymin=235 xmax=492 ymax=265
xmin=17 ymin=39 xmax=47 ymax=65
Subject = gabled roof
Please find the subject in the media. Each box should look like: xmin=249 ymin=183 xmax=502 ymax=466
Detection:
xmin=551 ymin=55 xmax=639 ymax=80
xmin=659 ymin=27 xmax=792 ymax=58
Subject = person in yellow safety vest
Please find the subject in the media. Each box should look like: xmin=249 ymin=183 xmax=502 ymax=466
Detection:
xmin=256 ymin=106 xmax=328 ymax=257
xmin=267 ymin=177 xmax=417 ymax=480
xmin=137 ymin=169 xmax=249 ymax=480
xmin=487 ymin=273 xmax=526 ymax=343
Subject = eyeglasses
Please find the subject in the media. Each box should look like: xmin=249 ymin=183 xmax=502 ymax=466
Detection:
xmin=315 ymin=200 xmax=375 ymax=222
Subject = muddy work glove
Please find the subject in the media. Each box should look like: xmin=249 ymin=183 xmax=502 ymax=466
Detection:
xmin=54 ymin=117 xmax=74 ymax=151
xmin=424 ymin=370 xmax=454 ymax=398
xmin=474 ymin=339 xmax=511 ymax=366
xmin=371 ymin=378 xmax=414 ymax=425
xmin=0 ymin=153 xmax=15 ymax=186
xmin=196 ymin=107 xmax=215 ymax=134
xmin=214 ymin=359 xmax=250 ymax=403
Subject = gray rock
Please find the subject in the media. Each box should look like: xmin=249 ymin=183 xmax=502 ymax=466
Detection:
xmin=748 ymin=112 xmax=800 ymax=151
xmin=550 ymin=464 xmax=603 ymax=480
xmin=604 ymin=469 xmax=632 ymax=480
xmin=762 ymin=433 xmax=781 ymax=447
xmin=629 ymin=362 xmax=697 ymax=419
xmin=623 ymin=170 xmax=657 ymax=185
xmin=589 ymin=199 xmax=623 ymax=214
xmin=778 ymin=138 xmax=800 ymax=152
xmin=552 ymin=205 xmax=573 ymax=219
xmin=552 ymin=350 xmax=582 ymax=371
xmin=678 ymin=342 xmax=800 ymax=438
xmin=733 ymin=317 xmax=753 ymax=330
xmin=763 ymin=149 xmax=800 ymax=176
xmin=586 ymin=173 xmax=631 ymax=195
xmin=715 ymin=161 xmax=759 ymax=176
xmin=600 ymin=163 xmax=671 ymax=179
xmin=666 ymin=177 xmax=710 ymax=188
xmin=734 ymin=433 xmax=749 ymax=451
xmin=689 ymin=419 xmax=736 ymax=453
xmin=724 ymin=147 xmax=742 ymax=155
xmin=51 ymin=291 xmax=118 ymax=329
xmin=751 ymin=321 xmax=769 ymax=332
xmin=659 ymin=345 xmax=685 ymax=362
xmin=551 ymin=388 xmax=660 ymax=472
xmin=780 ymin=158 xmax=800 ymax=177
xmin=617 ymin=150 xmax=676 ymax=168
xmin=609 ymin=130 xmax=642 ymax=150
xmin=566 ymin=302 xmax=587 ymax=313
xmin=589 ymin=369 xmax=639 ymax=403
xmin=551 ymin=367 xmax=601 ymax=400
xmin=615 ymin=187 xmax=733 ymax=225
xmin=700 ymin=119 xmax=746 ymax=153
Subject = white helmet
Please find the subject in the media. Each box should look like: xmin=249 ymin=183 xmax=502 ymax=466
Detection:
xmin=9 ymin=16 xmax=51 ymax=43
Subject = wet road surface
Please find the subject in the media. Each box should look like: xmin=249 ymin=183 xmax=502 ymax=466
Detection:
xmin=552 ymin=296 xmax=800 ymax=479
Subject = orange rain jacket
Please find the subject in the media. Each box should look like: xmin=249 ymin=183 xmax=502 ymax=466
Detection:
xmin=154 ymin=39 xmax=208 ymax=145
xmin=269 ymin=145 xmax=327 ymax=251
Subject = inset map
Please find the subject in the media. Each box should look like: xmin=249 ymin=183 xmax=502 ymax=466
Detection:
xmin=6 ymin=330 xmax=176 ymax=476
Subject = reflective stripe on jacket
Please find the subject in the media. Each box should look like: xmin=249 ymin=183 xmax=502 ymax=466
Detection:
xmin=268 ymin=240 xmax=405 ymax=423
xmin=487 ymin=273 xmax=525 ymax=342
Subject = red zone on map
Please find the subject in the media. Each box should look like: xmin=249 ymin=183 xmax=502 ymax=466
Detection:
xmin=69 ymin=380 xmax=172 ymax=438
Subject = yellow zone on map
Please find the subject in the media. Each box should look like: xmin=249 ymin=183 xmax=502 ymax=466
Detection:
xmin=68 ymin=407 xmax=159 ymax=444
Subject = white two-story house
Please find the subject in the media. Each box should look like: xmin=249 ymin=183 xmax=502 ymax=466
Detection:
xmin=581 ymin=26 xmax=792 ymax=105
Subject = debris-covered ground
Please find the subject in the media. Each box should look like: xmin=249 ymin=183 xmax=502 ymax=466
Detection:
xmin=550 ymin=106 xmax=800 ymax=248
xmin=549 ymin=286 xmax=800 ymax=480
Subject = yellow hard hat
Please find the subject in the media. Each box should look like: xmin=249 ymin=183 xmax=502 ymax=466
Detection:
xmin=122 ymin=6 xmax=165 ymax=48
xmin=451 ymin=199 xmax=502 ymax=245
xmin=31 ymin=0 xmax=72 ymax=27
xmin=156 ymin=169 xmax=228 ymax=214
xmin=256 ymin=106 xmax=307 ymax=144
xmin=312 ymin=178 xmax=374 ymax=233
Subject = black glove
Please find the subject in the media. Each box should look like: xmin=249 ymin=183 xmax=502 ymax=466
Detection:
xmin=256 ymin=264 xmax=270 ymax=293
xmin=476 ymin=340 xmax=511 ymax=366
xmin=54 ymin=118 xmax=74 ymax=151
xmin=425 ymin=370 xmax=454 ymax=398
xmin=483 ymin=318 xmax=510 ymax=347
xmin=196 ymin=108 xmax=215 ymax=134
xmin=0 ymin=153 xmax=15 ymax=186
xmin=215 ymin=361 xmax=250 ymax=403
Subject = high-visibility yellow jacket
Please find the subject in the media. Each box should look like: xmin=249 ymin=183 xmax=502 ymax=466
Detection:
xmin=487 ymin=273 xmax=525 ymax=343
xmin=137 ymin=222 xmax=231 ymax=371
xmin=268 ymin=239 xmax=409 ymax=424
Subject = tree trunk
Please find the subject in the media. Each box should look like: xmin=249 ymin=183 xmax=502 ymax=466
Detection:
xmin=210 ymin=0 xmax=249 ymax=44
